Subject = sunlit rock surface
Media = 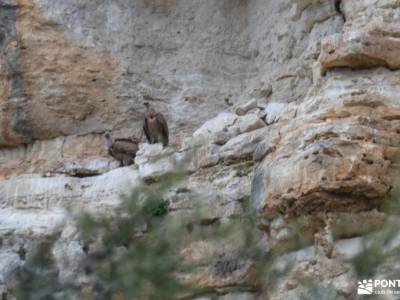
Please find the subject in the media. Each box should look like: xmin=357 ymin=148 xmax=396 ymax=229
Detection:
xmin=1 ymin=0 xmax=400 ymax=299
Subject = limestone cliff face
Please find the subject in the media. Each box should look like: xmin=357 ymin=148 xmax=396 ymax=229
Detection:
xmin=1 ymin=0 xmax=400 ymax=299
xmin=253 ymin=0 xmax=400 ymax=240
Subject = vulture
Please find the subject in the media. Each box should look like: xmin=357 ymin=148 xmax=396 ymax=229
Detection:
xmin=104 ymin=133 xmax=139 ymax=166
xmin=143 ymin=102 xmax=169 ymax=147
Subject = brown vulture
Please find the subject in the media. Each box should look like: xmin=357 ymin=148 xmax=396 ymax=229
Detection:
xmin=104 ymin=133 xmax=139 ymax=166
xmin=143 ymin=102 xmax=169 ymax=147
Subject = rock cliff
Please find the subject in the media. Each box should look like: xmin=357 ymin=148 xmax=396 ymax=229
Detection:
xmin=1 ymin=0 xmax=400 ymax=299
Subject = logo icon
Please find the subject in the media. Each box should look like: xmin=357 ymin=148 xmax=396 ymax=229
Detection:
xmin=358 ymin=280 xmax=373 ymax=295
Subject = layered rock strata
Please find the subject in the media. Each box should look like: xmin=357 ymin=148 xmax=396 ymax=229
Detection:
xmin=1 ymin=0 xmax=400 ymax=299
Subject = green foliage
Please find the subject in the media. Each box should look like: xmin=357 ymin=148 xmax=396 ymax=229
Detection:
xmin=12 ymin=159 xmax=400 ymax=300
xmin=350 ymin=188 xmax=400 ymax=279
xmin=15 ymin=234 xmax=66 ymax=300
xmin=12 ymin=170 xmax=191 ymax=300
xmin=13 ymin=166 xmax=266 ymax=300
xmin=351 ymin=216 xmax=400 ymax=279
xmin=76 ymin=171 xmax=192 ymax=300
xmin=146 ymin=199 xmax=169 ymax=217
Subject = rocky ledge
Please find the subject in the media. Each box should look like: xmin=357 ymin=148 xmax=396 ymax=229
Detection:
xmin=1 ymin=0 xmax=400 ymax=299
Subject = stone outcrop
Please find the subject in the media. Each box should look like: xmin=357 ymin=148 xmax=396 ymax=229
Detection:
xmin=0 ymin=0 xmax=344 ymax=149
xmin=0 ymin=105 xmax=262 ymax=297
xmin=319 ymin=1 xmax=400 ymax=73
xmin=1 ymin=0 xmax=400 ymax=299
xmin=0 ymin=133 xmax=118 ymax=180
xmin=251 ymin=1 xmax=400 ymax=251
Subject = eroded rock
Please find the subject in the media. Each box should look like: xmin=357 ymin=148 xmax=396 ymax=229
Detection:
xmin=1 ymin=0 xmax=399 ymax=299
xmin=319 ymin=1 xmax=400 ymax=73
xmin=192 ymin=113 xmax=238 ymax=145
xmin=135 ymin=143 xmax=195 ymax=180
xmin=252 ymin=68 xmax=400 ymax=256
xmin=235 ymin=99 xmax=258 ymax=116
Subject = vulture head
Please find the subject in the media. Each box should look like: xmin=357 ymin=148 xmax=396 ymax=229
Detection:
xmin=143 ymin=102 xmax=169 ymax=147
xmin=144 ymin=102 xmax=157 ymax=119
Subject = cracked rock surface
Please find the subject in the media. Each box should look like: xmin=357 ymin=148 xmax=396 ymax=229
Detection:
xmin=1 ymin=0 xmax=400 ymax=299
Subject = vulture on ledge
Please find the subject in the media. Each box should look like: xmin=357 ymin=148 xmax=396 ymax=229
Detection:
xmin=104 ymin=133 xmax=139 ymax=166
xmin=143 ymin=102 xmax=169 ymax=147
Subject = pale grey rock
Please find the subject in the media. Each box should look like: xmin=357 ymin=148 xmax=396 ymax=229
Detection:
xmin=197 ymin=194 xmax=244 ymax=222
xmin=193 ymin=112 xmax=238 ymax=135
xmin=195 ymin=144 xmax=222 ymax=169
xmin=0 ymin=252 xmax=22 ymax=284
xmin=290 ymin=0 xmax=319 ymax=21
xmin=52 ymin=222 xmax=86 ymax=285
xmin=270 ymin=216 xmax=286 ymax=230
xmin=250 ymin=165 xmax=266 ymax=213
xmin=301 ymin=0 xmax=339 ymax=34
xmin=78 ymin=167 xmax=142 ymax=210
xmin=0 ymin=0 xmax=395 ymax=298
xmin=264 ymin=102 xmax=289 ymax=125
xmin=213 ymin=131 xmax=234 ymax=146
xmin=386 ymin=232 xmax=400 ymax=253
xmin=271 ymin=255 xmax=356 ymax=299
xmin=235 ymin=99 xmax=258 ymax=116
xmin=275 ymin=228 xmax=292 ymax=242
xmin=167 ymin=166 xmax=251 ymax=222
xmin=191 ymin=125 xmax=264 ymax=169
xmin=218 ymin=292 xmax=257 ymax=300
xmin=334 ymin=231 xmax=400 ymax=261
xmin=219 ymin=128 xmax=268 ymax=163
xmin=0 ymin=209 xmax=66 ymax=236
xmin=232 ymin=114 xmax=265 ymax=135
xmin=136 ymin=143 xmax=195 ymax=180
xmin=58 ymin=158 xmax=118 ymax=177
xmin=191 ymin=112 xmax=264 ymax=149
xmin=53 ymin=239 xmax=85 ymax=285
xmin=0 ymin=167 xmax=141 ymax=292
xmin=0 ymin=168 xmax=140 ymax=211
xmin=218 ymin=172 xmax=252 ymax=203
xmin=247 ymin=81 xmax=273 ymax=100
xmin=135 ymin=143 xmax=166 ymax=160
xmin=253 ymin=139 xmax=276 ymax=162
xmin=270 ymin=286 xmax=346 ymax=300
xmin=319 ymin=1 xmax=400 ymax=74
xmin=334 ymin=237 xmax=364 ymax=259
xmin=304 ymin=13 xmax=343 ymax=61
xmin=273 ymin=246 xmax=315 ymax=273
xmin=192 ymin=112 xmax=238 ymax=145
xmin=0 ymin=167 xmax=141 ymax=239
xmin=137 ymin=155 xmax=175 ymax=180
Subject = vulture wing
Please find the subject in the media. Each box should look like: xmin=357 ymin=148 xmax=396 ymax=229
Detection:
xmin=143 ymin=118 xmax=151 ymax=143
xmin=156 ymin=113 xmax=169 ymax=146
xmin=113 ymin=139 xmax=138 ymax=155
